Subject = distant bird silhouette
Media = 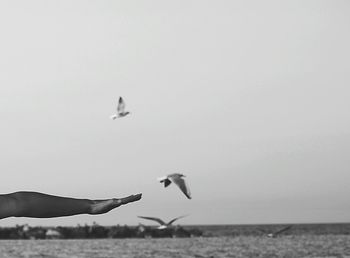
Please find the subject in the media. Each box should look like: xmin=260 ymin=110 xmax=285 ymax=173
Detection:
xmin=110 ymin=97 xmax=130 ymax=119
xmin=267 ymin=225 xmax=293 ymax=238
xmin=158 ymin=173 xmax=191 ymax=199
xmin=138 ymin=215 xmax=188 ymax=229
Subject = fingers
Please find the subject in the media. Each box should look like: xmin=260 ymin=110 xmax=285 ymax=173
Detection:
xmin=120 ymin=193 xmax=142 ymax=205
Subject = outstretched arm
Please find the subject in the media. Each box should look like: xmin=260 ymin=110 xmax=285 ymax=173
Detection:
xmin=0 ymin=191 xmax=142 ymax=219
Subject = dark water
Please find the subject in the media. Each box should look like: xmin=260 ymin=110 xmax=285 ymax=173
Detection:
xmin=1 ymin=236 xmax=350 ymax=258
xmin=1 ymin=224 xmax=350 ymax=257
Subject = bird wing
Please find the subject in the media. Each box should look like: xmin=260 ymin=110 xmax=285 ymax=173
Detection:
xmin=138 ymin=216 xmax=166 ymax=225
xmin=274 ymin=225 xmax=292 ymax=235
xmin=167 ymin=215 xmax=188 ymax=225
xmin=117 ymin=97 xmax=125 ymax=113
xmin=157 ymin=176 xmax=172 ymax=187
xmin=170 ymin=175 xmax=191 ymax=199
xmin=163 ymin=178 xmax=171 ymax=187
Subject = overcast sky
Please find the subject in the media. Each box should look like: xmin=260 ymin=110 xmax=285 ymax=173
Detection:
xmin=1 ymin=0 xmax=350 ymax=226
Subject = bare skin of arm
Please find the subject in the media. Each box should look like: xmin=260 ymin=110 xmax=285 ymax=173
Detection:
xmin=0 ymin=191 xmax=142 ymax=220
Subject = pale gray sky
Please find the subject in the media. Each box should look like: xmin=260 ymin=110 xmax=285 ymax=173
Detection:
xmin=1 ymin=0 xmax=350 ymax=226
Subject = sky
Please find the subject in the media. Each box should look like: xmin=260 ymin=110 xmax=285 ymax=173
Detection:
xmin=1 ymin=0 xmax=350 ymax=226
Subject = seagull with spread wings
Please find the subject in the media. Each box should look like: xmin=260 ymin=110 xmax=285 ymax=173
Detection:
xmin=138 ymin=215 xmax=188 ymax=229
xmin=157 ymin=173 xmax=191 ymax=199
xmin=267 ymin=225 xmax=293 ymax=238
xmin=110 ymin=97 xmax=131 ymax=119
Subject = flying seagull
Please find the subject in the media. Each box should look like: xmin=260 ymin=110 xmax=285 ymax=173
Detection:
xmin=110 ymin=97 xmax=130 ymax=119
xmin=157 ymin=173 xmax=191 ymax=199
xmin=138 ymin=215 xmax=188 ymax=229
xmin=267 ymin=225 xmax=293 ymax=238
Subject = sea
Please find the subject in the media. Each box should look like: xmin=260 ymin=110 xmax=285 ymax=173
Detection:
xmin=1 ymin=224 xmax=350 ymax=258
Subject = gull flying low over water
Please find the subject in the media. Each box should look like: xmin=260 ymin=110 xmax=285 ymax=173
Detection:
xmin=138 ymin=215 xmax=188 ymax=229
xmin=158 ymin=173 xmax=191 ymax=199
xmin=110 ymin=97 xmax=130 ymax=119
xmin=267 ymin=225 xmax=293 ymax=238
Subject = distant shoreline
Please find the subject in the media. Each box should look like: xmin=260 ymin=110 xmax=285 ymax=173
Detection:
xmin=1 ymin=223 xmax=349 ymax=239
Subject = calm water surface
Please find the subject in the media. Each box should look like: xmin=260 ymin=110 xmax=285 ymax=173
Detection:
xmin=1 ymin=236 xmax=350 ymax=258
